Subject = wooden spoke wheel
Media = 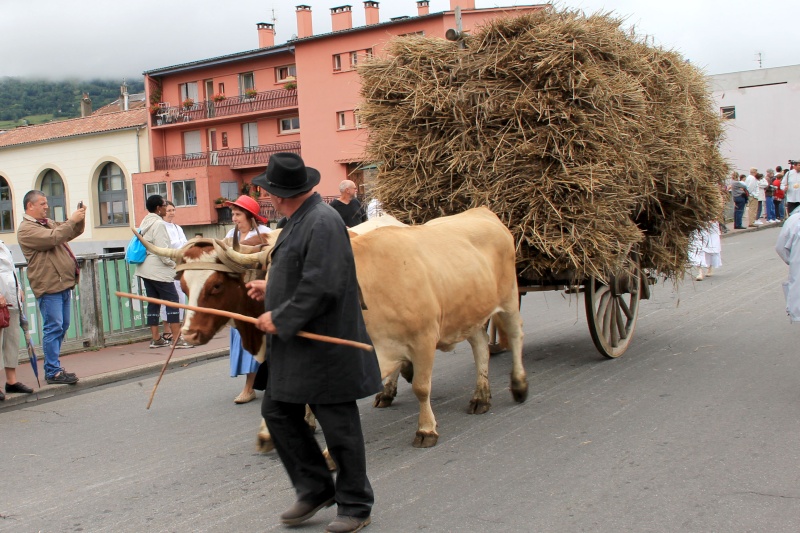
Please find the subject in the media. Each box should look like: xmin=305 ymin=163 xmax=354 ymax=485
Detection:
xmin=584 ymin=260 xmax=642 ymax=358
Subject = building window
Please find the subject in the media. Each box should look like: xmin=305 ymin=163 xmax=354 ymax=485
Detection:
xmin=239 ymin=72 xmax=255 ymax=95
xmin=98 ymin=162 xmax=129 ymax=226
xmin=337 ymin=111 xmax=347 ymax=130
xmin=179 ymin=82 xmax=198 ymax=102
xmin=221 ymin=131 xmax=228 ymax=148
xmin=279 ymin=116 xmax=300 ymax=134
xmin=720 ymin=106 xmax=736 ymax=120
xmin=242 ymin=122 xmax=259 ymax=151
xmin=333 ymin=54 xmax=342 ymax=72
xmin=218 ymin=82 xmax=225 ymax=95
xmin=172 ymin=180 xmax=197 ymax=207
xmin=276 ymin=64 xmax=297 ymax=82
xmin=0 ymin=177 xmax=13 ymax=232
xmin=354 ymin=109 xmax=362 ymax=129
xmin=183 ymin=130 xmax=202 ymax=158
xmin=350 ymin=51 xmax=359 ymax=68
xmin=365 ymin=48 xmax=373 ymax=59
xmin=41 ymin=169 xmax=67 ymax=222
xmin=221 ymin=181 xmax=238 ymax=200
xmin=145 ymin=182 xmax=167 ymax=200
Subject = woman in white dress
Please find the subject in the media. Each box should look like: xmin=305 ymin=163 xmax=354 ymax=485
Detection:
xmin=224 ymin=195 xmax=271 ymax=404
xmin=0 ymin=240 xmax=34 ymax=399
xmin=689 ymin=220 xmax=722 ymax=281
xmin=159 ymin=201 xmax=189 ymax=340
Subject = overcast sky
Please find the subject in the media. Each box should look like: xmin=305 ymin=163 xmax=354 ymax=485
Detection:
xmin=1 ymin=0 xmax=797 ymax=80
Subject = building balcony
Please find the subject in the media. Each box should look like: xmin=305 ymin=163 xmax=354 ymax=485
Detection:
xmin=154 ymin=141 xmax=301 ymax=171
xmin=152 ymin=88 xmax=298 ymax=127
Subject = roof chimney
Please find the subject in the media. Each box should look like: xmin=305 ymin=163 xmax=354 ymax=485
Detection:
xmin=257 ymin=22 xmax=276 ymax=48
xmin=364 ymin=1 xmax=379 ymax=25
xmin=120 ymin=82 xmax=129 ymax=111
xmin=331 ymin=5 xmax=353 ymax=32
xmin=80 ymin=93 xmax=92 ymax=117
xmin=417 ymin=0 xmax=429 ymax=16
xmin=449 ymin=0 xmax=475 ymax=10
xmin=296 ymin=5 xmax=313 ymax=38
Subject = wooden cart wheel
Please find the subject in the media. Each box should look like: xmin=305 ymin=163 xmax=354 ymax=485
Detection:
xmin=584 ymin=260 xmax=641 ymax=358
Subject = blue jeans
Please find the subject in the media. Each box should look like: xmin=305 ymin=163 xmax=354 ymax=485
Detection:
xmin=765 ymin=197 xmax=776 ymax=220
xmin=733 ymin=196 xmax=747 ymax=228
xmin=38 ymin=289 xmax=72 ymax=378
xmin=777 ymin=199 xmax=785 ymax=219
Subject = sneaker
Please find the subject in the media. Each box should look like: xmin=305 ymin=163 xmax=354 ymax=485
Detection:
xmin=161 ymin=333 xmax=174 ymax=343
xmin=754 ymin=220 xmax=763 ymax=225
xmin=174 ymin=339 xmax=195 ymax=349
xmin=149 ymin=337 xmax=171 ymax=348
xmin=46 ymin=371 xmax=79 ymax=385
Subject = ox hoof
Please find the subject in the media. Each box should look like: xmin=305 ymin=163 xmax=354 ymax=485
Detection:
xmin=468 ymin=399 xmax=492 ymax=415
xmin=256 ymin=432 xmax=275 ymax=454
xmin=322 ymin=448 xmax=337 ymax=471
xmin=412 ymin=430 xmax=439 ymax=448
xmin=373 ymin=392 xmax=395 ymax=408
xmin=511 ymin=381 xmax=529 ymax=403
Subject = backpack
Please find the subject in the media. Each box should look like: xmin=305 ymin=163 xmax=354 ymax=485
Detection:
xmin=125 ymin=230 xmax=147 ymax=264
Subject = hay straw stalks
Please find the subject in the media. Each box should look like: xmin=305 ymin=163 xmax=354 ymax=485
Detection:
xmin=358 ymin=8 xmax=725 ymax=282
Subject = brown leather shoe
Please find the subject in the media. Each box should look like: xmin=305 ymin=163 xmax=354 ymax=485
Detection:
xmin=325 ymin=514 xmax=371 ymax=533
xmin=280 ymin=497 xmax=334 ymax=526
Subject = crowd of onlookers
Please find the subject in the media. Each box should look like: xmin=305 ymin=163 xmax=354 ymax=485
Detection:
xmin=725 ymin=161 xmax=800 ymax=230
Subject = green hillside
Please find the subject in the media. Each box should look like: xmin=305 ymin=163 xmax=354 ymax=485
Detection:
xmin=0 ymin=77 xmax=145 ymax=128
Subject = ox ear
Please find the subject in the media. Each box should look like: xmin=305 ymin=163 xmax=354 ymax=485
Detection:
xmin=132 ymin=228 xmax=182 ymax=260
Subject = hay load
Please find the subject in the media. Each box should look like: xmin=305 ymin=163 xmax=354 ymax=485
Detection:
xmin=358 ymin=9 xmax=725 ymax=281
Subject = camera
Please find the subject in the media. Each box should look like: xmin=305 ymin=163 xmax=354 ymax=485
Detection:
xmin=77 ymin=201 xmax=84 ymax=209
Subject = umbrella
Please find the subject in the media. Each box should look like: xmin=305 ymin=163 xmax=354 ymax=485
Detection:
xmin=18 ymin=308 xmax=40 ymax=388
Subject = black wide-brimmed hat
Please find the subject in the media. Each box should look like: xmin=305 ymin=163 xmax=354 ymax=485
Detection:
xmin=253 ymin=153 xmax=321 ymax=198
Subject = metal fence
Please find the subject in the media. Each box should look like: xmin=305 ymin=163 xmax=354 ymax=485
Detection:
xmin=15 ymin=253 xmax=151 ymax=363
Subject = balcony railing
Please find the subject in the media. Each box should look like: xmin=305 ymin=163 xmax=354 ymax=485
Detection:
xmin=154 ymin=141 xmax=301 ymax=171
xmin=153 ymin=88 xmax=297 ymax=126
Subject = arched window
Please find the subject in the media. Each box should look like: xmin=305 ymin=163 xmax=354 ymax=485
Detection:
xmin=41 ymin=169 xmax=67 ymax=222
xmin=98 ymin=162 xmax=128 ymax=225
xmin=0 ymin=177 xmax=13 ymax=232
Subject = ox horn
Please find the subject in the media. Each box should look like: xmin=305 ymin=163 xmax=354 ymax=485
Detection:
xmin=214 ymin=238 xmax=271 ymax=269
xmin=131 ymin=228 xmax=182 ymax=260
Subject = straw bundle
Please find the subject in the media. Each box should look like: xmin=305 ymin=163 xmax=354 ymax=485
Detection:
xmin=358 ymin=9 xmax=725 ymax=281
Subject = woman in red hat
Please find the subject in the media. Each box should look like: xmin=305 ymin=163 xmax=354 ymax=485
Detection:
xmin=225 ymin=195 xmax=271 ymax=404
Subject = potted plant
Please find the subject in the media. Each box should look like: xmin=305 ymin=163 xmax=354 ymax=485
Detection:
xmin=213 ymin=93 xmax=226 ymax=102
xmin=214 ymin=196 xmax=227 ymax=206
xmin=244 ymin=88 xmax=258 ymax=99
xmin=149 ymin=103 xmax=161 ymax=115
xmin=284 ymin=80 xmax=297 ymax=90
xmin=182 ymin=98 xmax=195 ymax=109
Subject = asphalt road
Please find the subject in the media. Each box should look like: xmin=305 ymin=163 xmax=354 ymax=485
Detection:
xmin=2 ymin=226 xmax=798 ymax=533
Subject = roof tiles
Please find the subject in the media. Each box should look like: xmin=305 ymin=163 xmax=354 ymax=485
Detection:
xmin=0 ymin=108 xmax=148 ymax=149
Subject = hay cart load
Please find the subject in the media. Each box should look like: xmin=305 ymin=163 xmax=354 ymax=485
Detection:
xmin=358 ymin=9 xmax=726 ymax=358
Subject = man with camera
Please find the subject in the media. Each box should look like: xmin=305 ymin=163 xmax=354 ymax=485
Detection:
xmin=17 ymin=191 xmax=85 ymax=385
xmin=781 ymin=160 xmax=800 ymax=217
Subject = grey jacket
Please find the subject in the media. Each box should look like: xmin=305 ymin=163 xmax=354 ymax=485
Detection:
xmin=134 ymin=213 xmax=176 ymax=282
xmin=263 ymin=193 xmax=382 ymax=404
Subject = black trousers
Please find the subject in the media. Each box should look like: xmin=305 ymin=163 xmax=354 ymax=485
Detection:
xmin=262 ymin=397 xmax=373 ymax=518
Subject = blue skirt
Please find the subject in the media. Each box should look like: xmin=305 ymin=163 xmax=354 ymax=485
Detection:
xmin=229 ymin=327 xmax=259 ymax=377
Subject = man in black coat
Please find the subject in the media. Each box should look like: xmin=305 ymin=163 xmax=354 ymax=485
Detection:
xmin=247 ymin=153 xmax=382 ymax=533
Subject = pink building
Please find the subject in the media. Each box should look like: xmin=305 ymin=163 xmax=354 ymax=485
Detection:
xmin=133 ymin=1 xmax=545 ymax=232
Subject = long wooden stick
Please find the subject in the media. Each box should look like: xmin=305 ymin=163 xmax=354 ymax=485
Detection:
xmin=116 ymin=291 xmax=373 ymax=352
xmin=146 ymin=340 xmax=177 ymax=410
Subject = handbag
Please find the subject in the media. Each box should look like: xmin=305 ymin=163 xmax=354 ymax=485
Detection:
xmin=0 ymin=304 xmax=10 ymax=329
xmin=125 ymin=229 xmax=147 ymax=265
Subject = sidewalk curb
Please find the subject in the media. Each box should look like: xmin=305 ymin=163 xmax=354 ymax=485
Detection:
xmin=720 ymin=220 xmax=782 ymax=239
xmin=0 ymin=347 xmax=229 ymax=410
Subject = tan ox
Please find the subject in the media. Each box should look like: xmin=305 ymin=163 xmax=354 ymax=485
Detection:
xmin=229 ymin=207 xmax=528 ymax=448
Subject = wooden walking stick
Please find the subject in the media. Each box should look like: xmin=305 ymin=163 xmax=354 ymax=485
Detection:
xmin=115 ymin=291 xmax=374 ymax=352
xmin=146 ymin=341 xmax=177 ymax=410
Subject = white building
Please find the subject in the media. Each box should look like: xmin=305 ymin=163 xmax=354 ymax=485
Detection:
xmin=709 ymin=64 xmax=800 ymax=175
xmin=0 ymin=108 xmax=149 ymax=261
